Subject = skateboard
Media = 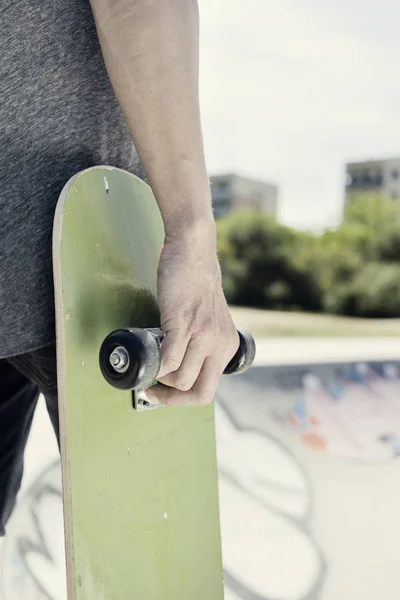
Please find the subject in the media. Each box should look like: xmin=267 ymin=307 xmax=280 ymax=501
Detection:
xmin=53 ymin=166 xmax=255 ymax=599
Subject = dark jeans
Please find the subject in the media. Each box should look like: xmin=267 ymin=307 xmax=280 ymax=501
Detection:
xmin=0 ymin=342 xmax=59 ymax=536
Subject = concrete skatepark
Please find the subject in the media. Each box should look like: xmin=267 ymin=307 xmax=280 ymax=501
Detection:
xmin=1 ymin=337 xmax=400 ymax=600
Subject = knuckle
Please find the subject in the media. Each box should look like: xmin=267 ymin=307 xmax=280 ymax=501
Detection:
xmin=200 ymin=317 xmax=214 ymax=333
xmin=190 ymin=328 xmax=210 ymax=345
xmin=219 ymin=332 xmax=233 ymax=350
xmin=175 ymin=378 xmax=193 ymax=392
xmin=181 ymin=310 xmax=196 ymax=332
xmin=225 ymin=329 xmax=239 ymax=353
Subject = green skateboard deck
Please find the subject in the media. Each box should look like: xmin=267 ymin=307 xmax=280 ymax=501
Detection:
xmin=53 ymin=166 xmax=224 ymax=599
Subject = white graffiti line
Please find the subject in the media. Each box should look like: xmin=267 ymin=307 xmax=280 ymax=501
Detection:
xmin=215 ymin=402 xmax=310 ymax=520
xmin=1 ymin=462 xmax=66 ymax=600
xmin=219 ymin=476 xmax=321 ymax=600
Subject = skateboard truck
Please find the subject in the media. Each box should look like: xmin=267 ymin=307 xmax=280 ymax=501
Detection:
xmin=99 ymin=327 xmax=256 ymax=411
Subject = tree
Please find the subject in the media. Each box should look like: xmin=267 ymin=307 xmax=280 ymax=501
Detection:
xmin=217 ymin=210 xmax=322 ymax=311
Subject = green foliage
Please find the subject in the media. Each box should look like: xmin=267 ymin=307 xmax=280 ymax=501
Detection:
xmin=326 ymin=263 xmax=400 ymax=317
xmin=343 ymin=191 xmax=400 ymax=261
xmin=217 ymin=193 xmax=400 ymax=318
xmin=217 ymin=209 xmax=322 ymax=311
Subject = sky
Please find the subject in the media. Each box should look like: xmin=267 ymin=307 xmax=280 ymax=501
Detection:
xmin=199 ymin=0 xmax=400 ymax=230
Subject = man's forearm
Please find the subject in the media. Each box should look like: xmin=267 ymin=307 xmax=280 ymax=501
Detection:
xmin=90 ymin=0 xmax=214 ymax=235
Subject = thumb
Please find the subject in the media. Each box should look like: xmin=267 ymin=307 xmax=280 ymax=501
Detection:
xmin=157 ymin=329 xmax=189 ymax=379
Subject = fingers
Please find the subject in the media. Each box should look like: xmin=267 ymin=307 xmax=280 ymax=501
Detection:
xmin=156 ymin=329 xmax=189 ymax=379
xmin=147 ymin=355 xmax=224 ymax=407
xmin=158 ymin=336 xmax=207 ymax=391
xmin=147 ymin=305 xmax=240 ymax=407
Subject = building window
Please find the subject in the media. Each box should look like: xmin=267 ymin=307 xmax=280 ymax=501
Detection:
xmin=370 ymin=171 xmax=383 ymax=186
xmin=213 ymin=199 xmax=231 ymax=218
xmin=392 ymin=170 xmax=399 ymax=180
xmin=351 ymin=174 xmax=358 ymax=187
xmin=349 ymin=170 xmax=383 ymax=188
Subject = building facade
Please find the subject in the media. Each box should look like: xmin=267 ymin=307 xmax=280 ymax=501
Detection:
xmin=345 ymin=157 xmax=400 ymax=203
xmin=210 ymin=173 xmax=278 ymax=219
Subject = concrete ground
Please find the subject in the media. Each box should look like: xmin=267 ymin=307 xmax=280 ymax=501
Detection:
xmin=1 ymin=337 xmax=400 ymax=599
xmin=253 ymin=336 xmax=400 ymax=365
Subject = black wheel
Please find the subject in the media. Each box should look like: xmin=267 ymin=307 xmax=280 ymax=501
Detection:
xmin=99 ymin=328 xmax=161 ymax=390
xmin=223 ymin=329 xmax=256 ymax=375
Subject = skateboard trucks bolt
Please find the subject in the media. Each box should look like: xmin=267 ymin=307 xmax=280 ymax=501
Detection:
xmin=109 ymin=346 xmax=130 ymax=373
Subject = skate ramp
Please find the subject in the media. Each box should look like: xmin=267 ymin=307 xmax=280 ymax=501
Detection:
xmin=2 ymin=359 xmax=400 ymax=600
xmin=217 ymin=360 xmax=400 ymax=600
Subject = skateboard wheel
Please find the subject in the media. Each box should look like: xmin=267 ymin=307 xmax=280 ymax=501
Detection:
xmin=223 ymin=330 xmax=256 ymax=375
xmin=99 ymin=328 xmax=161 ymax=390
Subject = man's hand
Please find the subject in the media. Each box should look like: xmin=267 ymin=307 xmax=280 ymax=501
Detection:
xmin=146 ymin=221 xmax=239 ymax=407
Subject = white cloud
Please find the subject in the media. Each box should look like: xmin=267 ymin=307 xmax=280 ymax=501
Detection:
xmin=199 ymin=0 xmax=400 ymax=229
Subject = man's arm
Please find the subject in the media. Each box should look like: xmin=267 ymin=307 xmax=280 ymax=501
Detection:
xmin=89 ymin=0 xmax=239 ymax=405
xmin=89 ymin=0 xmax=212 ymax=232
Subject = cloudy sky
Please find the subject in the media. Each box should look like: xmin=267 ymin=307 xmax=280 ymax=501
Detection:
xmin=199 ymin=0 xmax=400 ymax=229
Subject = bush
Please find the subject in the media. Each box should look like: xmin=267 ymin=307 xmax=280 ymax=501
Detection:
xmin=217 ymin=209 xmax=323 ymax=311
xmin=326 ymin=262 xmax=400 ymax=318
xmin=216 ymin=193 xmax=400 ymax=318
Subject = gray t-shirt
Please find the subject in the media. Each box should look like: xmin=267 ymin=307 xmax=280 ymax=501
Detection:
xmin=0 ymin=0 xmax=144 ymax=357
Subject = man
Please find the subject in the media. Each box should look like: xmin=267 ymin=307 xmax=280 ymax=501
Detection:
xmin=0 ymin=0 xmax=238 ymax=536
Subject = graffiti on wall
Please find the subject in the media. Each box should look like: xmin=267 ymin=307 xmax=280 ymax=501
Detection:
xmin=0 ymin=461 xmax=66 ymax=600
xmin=216 ymin=400 xmax=325 ymax=600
